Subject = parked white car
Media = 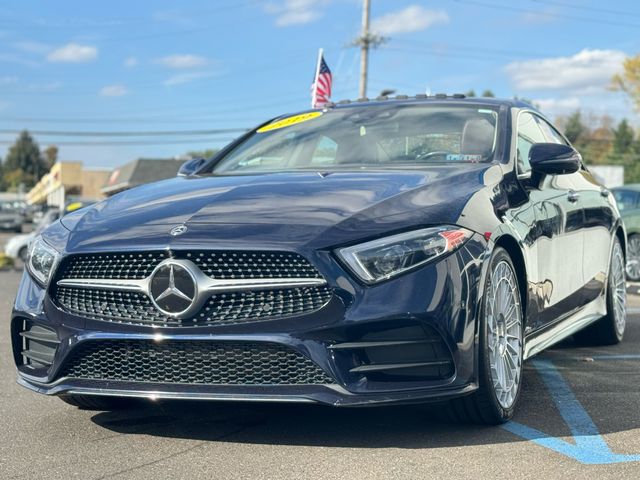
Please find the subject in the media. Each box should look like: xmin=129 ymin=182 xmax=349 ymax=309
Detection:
xmin=4 ymin=209 xmax=60 ymax=262
xmin=4 ymin=232 xmax=35 ymax=262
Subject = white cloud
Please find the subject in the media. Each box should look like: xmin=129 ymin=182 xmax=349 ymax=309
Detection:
xmin=163 ymin=71 xmax=218 ymax=86
xmin=534 ymin=97 xmax=581 ymax=114
xmin=47 ymin=43 xmax=97 ymax=63
xmin=100 ymin=84 xmax=128 ymax=97
xmin=124 ymin=56 xmax=138 ymax=67
xmin=505 ymin=49 xmax=625 ymax=91
xmin=266 ymin=0 xmax=330 ymax=27
xmin=155 ymin=54 xmax=209 ymax=69
xmin=372 ymin=6 xmax=449 ymax=36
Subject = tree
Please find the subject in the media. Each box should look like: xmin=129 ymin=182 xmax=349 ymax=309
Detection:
xmin=481 ymin=89 xmax=495 ymax=98
xmin=465 ymin=89 xmax=476 ymax=97
xmin=563 ymin=111 xmax=586 ymax=144
xmin=186 ymin=149 xmax=218 ymax=159
xmin=613 ymin=119 xmax=634 ymax=154
xmin=3 ymin=130 xmax=47 ymax=189
xmin=611 ymin=54 xmax=640 ymax=110
xmin=43 ymin=145 xmax=58 ymax=169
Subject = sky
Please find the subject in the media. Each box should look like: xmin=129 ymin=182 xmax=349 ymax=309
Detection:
xmin=1 ymin=0 xmax=640 ymax=169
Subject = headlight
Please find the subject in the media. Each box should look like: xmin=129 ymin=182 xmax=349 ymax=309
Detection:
xmin=26 ymin=236 xmax=60 ymax=286
xmin=337 ymin=226 xmax=473 ymax=283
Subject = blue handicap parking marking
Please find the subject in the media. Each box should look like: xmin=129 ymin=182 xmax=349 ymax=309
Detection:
xmin=502 ymin=358 xmax=640 ymax=464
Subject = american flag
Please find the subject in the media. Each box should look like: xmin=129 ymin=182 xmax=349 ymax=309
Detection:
xmin=311 ymin=53 xmax=332 ymax=108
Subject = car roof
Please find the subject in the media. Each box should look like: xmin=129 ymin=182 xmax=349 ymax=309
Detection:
xmin=612 ymin=184 xmax=640 ymax=192
xmin=275 ymin=95 xmax=540 ymax=121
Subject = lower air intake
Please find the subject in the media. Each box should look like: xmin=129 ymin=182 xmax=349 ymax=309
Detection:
xmin=58 ymin=340 xmax=334 ymax=385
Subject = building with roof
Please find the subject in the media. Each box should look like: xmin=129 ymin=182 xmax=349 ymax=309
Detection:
xmin=101 ymin=158 xmax=185 ymax=196
xmin=27 ymin=161 xmax=110 ymax=208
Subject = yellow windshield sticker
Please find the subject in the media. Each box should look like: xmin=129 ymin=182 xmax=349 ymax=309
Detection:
xmin=257 ymin=111 xmax=323 ymax=133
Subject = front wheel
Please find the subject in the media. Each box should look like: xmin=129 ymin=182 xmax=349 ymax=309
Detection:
xmin=449 ymin=247 xmax=524 ymax=425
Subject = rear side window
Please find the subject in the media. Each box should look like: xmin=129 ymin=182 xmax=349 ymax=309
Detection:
xmin=517 ymin=112 xmax=547 ymax=174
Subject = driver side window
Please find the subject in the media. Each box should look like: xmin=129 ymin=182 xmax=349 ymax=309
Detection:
xmin=517 ymin=112 xmax=547 ymax=175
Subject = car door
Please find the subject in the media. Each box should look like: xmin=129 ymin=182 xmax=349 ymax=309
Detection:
xmin=516 ymin=112 xmax=585 ymax=330
xmin=536 ymin=115 xmax=615 ymax=306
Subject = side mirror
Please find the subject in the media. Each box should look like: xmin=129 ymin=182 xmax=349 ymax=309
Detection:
xmin=530 ymin=143 xmax=581 ymax=176
xmin=177 ymin=157 xmax=206 ymax=177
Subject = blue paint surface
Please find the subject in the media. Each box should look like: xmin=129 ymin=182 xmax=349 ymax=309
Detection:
xmin=502 ymin=358 xmax=640 ymax=464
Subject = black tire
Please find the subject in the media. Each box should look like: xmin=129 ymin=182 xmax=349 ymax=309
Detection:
xmin=625 ymin=233 xmax=640 ymax=282
xmin=59 ymin=394 xmax=138 ymax=410
xmin=448 ymin=247 xmax=524 ymax=425
xmin=574 ymin=237 xmax=626 ymax=346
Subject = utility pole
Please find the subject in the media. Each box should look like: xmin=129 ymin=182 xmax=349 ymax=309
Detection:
xmin=353 ymin=0 xmax=385 ymax=99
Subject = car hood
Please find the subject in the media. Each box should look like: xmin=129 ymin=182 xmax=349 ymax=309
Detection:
xmin=60 ymin=165 xmax=499 ymax=252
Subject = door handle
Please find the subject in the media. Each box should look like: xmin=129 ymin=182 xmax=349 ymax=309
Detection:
xmin=567 ymin=191 xmax=580 ymax=203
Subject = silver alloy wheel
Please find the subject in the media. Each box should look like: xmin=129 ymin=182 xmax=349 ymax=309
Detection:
xmin=626 ymin=235 xmax=640 ymax=281
xmin=611 ymin=241 xmax=627 ymax=336
xmin=486 ymin=260 xmax=523 ymax=410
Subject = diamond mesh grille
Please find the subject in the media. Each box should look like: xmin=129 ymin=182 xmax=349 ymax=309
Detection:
xmin=60 ymin=251 xmax=169 ymax=280
xmin=59 ymin=340 xmax=334 ymax=385
xmin=54 ymin=250 xmax=330 ymax=327
xmin=56 ymin=285 xmax=332 ymax=327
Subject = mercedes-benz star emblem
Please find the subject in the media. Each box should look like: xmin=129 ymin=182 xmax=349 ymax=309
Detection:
xmin=149 ymin=261 xmax=197 ymax=317
xmin=170 ymin=224 xmax=188 ymax=236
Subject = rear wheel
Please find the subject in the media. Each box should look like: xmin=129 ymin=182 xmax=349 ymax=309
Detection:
xmin=574 ymin=237 xmax=626 ymax=346
xmin=449 ymin=247 xmax=524 ymax=425
xmin=59 ymin=394 xmax=138 ymax=410
xmin=626 ymin=234 xmax=640 ymax=282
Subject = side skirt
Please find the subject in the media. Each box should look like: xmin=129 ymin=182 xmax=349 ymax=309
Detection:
xmin=523 ymin=295 xmax=606 ymax=360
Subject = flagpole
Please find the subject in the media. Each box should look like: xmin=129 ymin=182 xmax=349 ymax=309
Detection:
xmin=312 ymin=48 xmax=323 ymax=108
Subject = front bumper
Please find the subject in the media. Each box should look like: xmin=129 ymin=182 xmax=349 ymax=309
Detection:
xmin=12 ymin=235 xmax=489 ymax=406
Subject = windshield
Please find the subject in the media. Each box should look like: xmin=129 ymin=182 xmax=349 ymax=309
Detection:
xmin=211 ymin=105 xmax=499 ymax=174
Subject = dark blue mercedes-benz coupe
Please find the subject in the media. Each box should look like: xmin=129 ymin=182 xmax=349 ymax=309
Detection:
xmin=12 ymin=96 xmax=627 ymax=424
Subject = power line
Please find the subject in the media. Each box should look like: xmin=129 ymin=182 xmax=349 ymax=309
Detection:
xmin=453 ymin=0 xmax=640 ymax=28
xmin=0 ymin=138 xmax=235 ymax=147
xmin=392 ymin=40 xmax=548 ymax=59
xmin=0 ymin=0 xmax=260 ymax=31
xmin=0 ymin=128 xmax=247 ymax=137
xmin=530 ymin=0 xmax=640 ymax=18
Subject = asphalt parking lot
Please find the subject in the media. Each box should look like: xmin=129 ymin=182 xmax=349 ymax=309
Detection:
xmin=1 ymin=232 xmax=640 ymax=479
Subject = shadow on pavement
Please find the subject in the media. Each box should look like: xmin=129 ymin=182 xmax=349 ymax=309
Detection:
xmin=90 ymin=332 xmax=640 ymax=449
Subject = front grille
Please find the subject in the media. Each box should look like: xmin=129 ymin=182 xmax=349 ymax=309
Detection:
xmin=188 ymin=251 xmax=323 ymax=279
xmin=56 ymin=285 xmax=332 ymax=327
xmin=60 ymin=251 xmax=169 ymax=280
xmin=58 ymin=340 xmax=334 ymax=385
xmin=54 ymin=250 xmax=332 ymax=327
